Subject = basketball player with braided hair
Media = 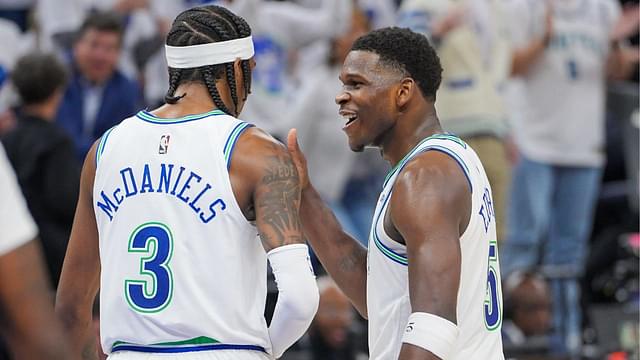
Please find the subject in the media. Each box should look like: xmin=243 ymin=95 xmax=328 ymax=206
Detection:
xmin=56 ymin=5 xmax=318 ymax=360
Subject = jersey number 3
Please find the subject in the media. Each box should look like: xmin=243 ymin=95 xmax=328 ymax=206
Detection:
xmin=484 ymin=241 xmax=502 ymax=330
xmin=125 ymin=222 xmax=174 ymax=313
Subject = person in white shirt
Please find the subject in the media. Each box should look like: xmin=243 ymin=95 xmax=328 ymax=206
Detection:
xmin=501 ymin=0 xmax=639 ymax=356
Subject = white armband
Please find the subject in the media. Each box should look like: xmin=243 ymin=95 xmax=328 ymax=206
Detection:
xmin=402 ymin=312 xmax=459 ymax=359
xmin=267 ymin=244 xmax=319 ymax=358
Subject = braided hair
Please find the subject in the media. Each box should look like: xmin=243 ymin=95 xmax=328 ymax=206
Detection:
xmin=164 ymin=5 xmax=252 ymax=116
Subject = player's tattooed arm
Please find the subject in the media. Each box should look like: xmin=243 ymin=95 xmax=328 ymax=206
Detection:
xmin=255 ymin=148 xmax=304 ymax=250
xmin=228 ymin=127 xmax=305 ymax=252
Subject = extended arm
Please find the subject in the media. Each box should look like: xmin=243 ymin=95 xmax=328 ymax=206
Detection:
xmin=287 ymin=129 xmax=368 ymax=318
xmin=55 ymin=142 xmax=101 ymax=360
xmin=391 ymin=152 xmax=471 ymax=360
xmin=511 ymin=5 xmax=552 ymax=76
xmin=232 ymin=128 xmax=318 ymax=358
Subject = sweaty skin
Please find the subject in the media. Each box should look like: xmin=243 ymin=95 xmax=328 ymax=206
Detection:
xmin=288 ymin=48 xmax=473 ymax=360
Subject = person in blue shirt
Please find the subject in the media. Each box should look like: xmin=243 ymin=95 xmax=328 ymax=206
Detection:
xmin=56 ymin=11 xmax=143 ymax=160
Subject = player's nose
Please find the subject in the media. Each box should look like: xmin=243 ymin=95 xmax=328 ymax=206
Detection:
xmin=335 ymin=90 xmax=349 ymax=106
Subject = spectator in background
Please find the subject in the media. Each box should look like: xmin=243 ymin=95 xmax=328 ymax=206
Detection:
xmin=215 ymin=0 xmax=354 ymax=137
xmin=501 ymin=0 xmax=640 ymax=356
xmin=502 ymin=271 xmax=553 ymax=348
xmin=0 ymin=142 xmax=70 ymax=359
xmin=358 ymin=0 xmax=398 ymax=29
xmin=0 ymin=18 xmax=24 ymax=135
xmin=0 ymin=0 xmax=34 ymax=32
xmin=397 ymin=0 xmax=512 ymax=243
xmin=288 ymin=6 xmax=371 ymax=244
xmin=308 ymin=277 xmax=366 ymax=360
xmin=282 ymin=276 xmax=367 ymax=360
xmin=1 ymin=53 xmax=80 ymax=289
xmin=56 ymin=11 xmax=142 ymax=160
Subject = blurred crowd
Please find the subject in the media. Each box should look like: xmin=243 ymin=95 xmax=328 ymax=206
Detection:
xmin=0 ymin=0 xmax=637 ymax=359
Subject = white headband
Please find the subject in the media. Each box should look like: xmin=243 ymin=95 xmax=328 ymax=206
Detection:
xmin=165 ymin=36 xmax=254 ymax=68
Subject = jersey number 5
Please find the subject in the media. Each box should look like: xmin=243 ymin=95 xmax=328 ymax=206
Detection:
xmin=484 ymin=241 xmax=502 ymax=330
xmin=125 ymin=222 xmax=174 ymax=313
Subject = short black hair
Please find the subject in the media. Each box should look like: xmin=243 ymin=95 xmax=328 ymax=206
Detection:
xmin=77 ymin=10 xmax=125 ymax=42
xmin=12 ymin=53 xmax=68 ymax=105
xmin=351 ymin=27 xmax=442 ymax=101
xmin=164 ymin=5 xmax=252 ymax=116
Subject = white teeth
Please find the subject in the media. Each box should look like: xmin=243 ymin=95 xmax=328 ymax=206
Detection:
xmin=340 ymin=113 xmax=357 ymax=125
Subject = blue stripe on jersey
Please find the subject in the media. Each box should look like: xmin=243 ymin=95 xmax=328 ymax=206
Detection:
xmin=136 ymin=109 xmax=225 ymax=124
xmin=383 ymin=133 xmax=466 ymax=189
xmin=420 ymin=145 xmax=473 ymax=193
xmin=111 ymin=343 xmax=266 ymax=354
xmin=95 ymin=126 xmax=117 ymax=166
xmin=223 ymin=122 xmax=254 ymax=169
xmin=371 ymin=134 xmax=473 ymax=266
xmin=373 ymin=233 xmax=409 ymax=266
xmin=372 ymin=190 xmax=408 ymax=266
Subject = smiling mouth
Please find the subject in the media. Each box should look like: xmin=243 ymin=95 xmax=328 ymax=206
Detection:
xmin=340 ymin=112 xmax=358 ymax=127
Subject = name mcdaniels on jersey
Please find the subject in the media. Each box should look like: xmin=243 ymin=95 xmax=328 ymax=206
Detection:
xmin=96 ymin=163 xmax=227 ymax=223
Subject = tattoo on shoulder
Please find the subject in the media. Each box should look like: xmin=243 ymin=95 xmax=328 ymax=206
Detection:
xmin=257 ymin=151 xmax=303 ymax=249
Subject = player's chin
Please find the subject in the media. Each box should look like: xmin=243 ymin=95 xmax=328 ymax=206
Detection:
xmin=348 ymin=141 xmax=365 ymax=153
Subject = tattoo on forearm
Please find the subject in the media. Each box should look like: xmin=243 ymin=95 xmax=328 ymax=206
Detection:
xmin=257 ymin=152 xmax=303 ymax=248
xmin=339 ymin=246 xmax=366 ymax=273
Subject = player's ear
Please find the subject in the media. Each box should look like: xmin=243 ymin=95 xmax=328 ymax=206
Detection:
xmin=396 ymin=77 xmax=415 ymax=109
xmin=233 ymin=58 xmax=243 ymax=92
xmin=233 ymin=57 xmax=254 ymax=98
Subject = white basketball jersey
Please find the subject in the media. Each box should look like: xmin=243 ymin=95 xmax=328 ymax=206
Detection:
xmin=366 ymin=134 xmax=504 ymax=359
xmin=93 ymin=109 xmax=272 ymax=357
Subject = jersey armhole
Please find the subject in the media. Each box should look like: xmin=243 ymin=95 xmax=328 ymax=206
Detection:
xmin=223 ymin=122 xmax=254 ymax=170
xmin=95 ymin=125 xmax=117 ymax=167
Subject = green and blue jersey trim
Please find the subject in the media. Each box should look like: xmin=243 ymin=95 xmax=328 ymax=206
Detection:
xmin=423 ymin=145 xmax=472 ymax=193
xmin=382 ymin=133 xmax=472 ymax=192
xmin=112 ymin=337 xmax=266 ymax=354
xmin=136 ymin=109 xmax=225 ymax=124
xmin=223 ymin=122 xmax=254 ymax=169
xmin=95 ymin=125 xmax=117 ymax=167
xmin=372 ymin=190 xmax=408 ymax=266
xmin=371 ymin=133 xmax=472 ymax=265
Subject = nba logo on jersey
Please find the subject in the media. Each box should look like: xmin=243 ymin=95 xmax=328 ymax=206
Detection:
xmin=159 ymin=135 xmax=171 ymax=154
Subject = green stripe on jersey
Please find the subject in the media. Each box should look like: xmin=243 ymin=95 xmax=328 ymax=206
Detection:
xmin=112 ymin=336 xmax=220 ymax=349
xmin=95 ymin=126 xmax=117 ymax=166
xmin=223 ymin=122 xmax=251 ymax=164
